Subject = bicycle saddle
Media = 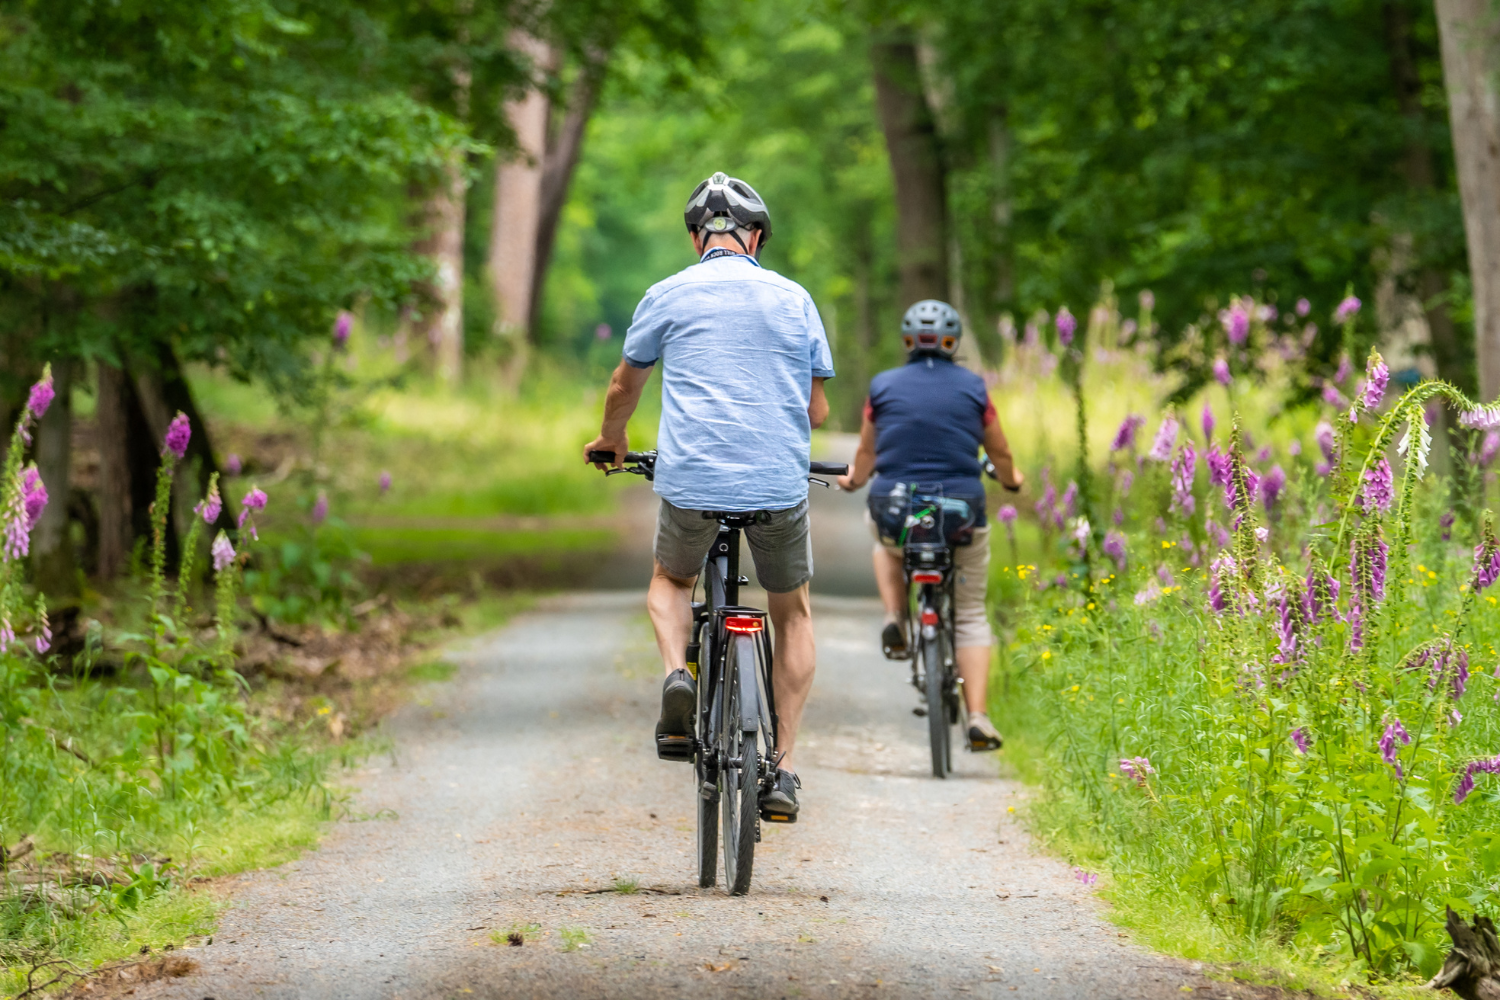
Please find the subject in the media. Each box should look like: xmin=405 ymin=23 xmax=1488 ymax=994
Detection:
xmin=701 ymin=510 xmax=773 ymax=527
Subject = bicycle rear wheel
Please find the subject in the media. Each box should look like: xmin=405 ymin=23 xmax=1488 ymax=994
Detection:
xmin=695 ymin=632 xmax=718 ymax=888
xmin=721 ymin=634 xmax=759 ymax=895
xmin=923 ymin=635 xmax=951 ymax=778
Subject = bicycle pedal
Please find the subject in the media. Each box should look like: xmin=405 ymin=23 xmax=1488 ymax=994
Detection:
xmin=655 ymin=735 xmax=694 ymax=762
xmin=883 ymin=648 xmax=911 ymax=661
xmin=912 ymin=706 xmax=928 ymax=717
xmin=760 ymin=809 xmax=797 ymax=824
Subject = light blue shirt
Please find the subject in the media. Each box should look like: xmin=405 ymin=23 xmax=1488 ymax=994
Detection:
xmin=623 ymin=252 xmax=835 ymax=511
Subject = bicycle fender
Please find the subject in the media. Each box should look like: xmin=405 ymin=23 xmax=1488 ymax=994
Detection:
xmin=735 ymin=635 xmax=760 ymax=733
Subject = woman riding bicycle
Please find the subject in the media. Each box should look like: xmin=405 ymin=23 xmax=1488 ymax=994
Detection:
xmin=837 ymin=300 xmax=1024 ymax=752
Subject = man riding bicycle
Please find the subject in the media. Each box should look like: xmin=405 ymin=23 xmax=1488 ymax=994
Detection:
xmin=837 ymin=300 xmax=1023 ymax=752
xmin=584 ymin=172 xmax=833 ymax=822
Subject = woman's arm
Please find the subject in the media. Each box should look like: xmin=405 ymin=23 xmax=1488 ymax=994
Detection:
xmin=837 ymin=414 xmax=878 ymax=491
xmin=984 ymin=416 xmax=1025 ymax=491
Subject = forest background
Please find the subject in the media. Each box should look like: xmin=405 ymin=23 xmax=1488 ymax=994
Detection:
xmin=10 ymin=0 xmax=1500 ymax=992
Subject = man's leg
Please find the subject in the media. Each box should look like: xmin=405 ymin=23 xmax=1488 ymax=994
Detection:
xmin=767 ymin=584 xmax=815 ymax=773
xmin=646 ymin=560 xmax=694 ymax=677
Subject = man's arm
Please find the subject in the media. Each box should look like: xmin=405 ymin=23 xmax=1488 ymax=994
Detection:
xmin=584 ymin=360 xmax=654 ymax=468
xmin=837 ymin=414 xmax=877 ymax=491
xmin=808 ymin=377 xmax=829 ymax=429
xmin=984 ymin=416 xmax=1025 ymax=491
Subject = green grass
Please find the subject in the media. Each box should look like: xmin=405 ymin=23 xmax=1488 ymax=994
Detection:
xmin=353 ymin=526 xmax=615 ymax=567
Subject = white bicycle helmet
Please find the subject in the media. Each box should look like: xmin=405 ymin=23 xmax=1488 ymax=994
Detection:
xmin=684 ymin=172 xmax=773 ymax=251
xmin=902 ymin=299 xmax=963 ymax=359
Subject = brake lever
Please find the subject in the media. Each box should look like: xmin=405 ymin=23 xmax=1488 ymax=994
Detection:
xmin=808 ymin=477 xmax=831 ymax=488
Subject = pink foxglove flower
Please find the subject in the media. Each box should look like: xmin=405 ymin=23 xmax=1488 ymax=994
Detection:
xmin=1359 ymin=458 xmax=1394 ymax=515
xmin=1212 ymin=358 xmax=1231 ymax=386
xmin=1322 ymin=383 xmax=1346 ymax=408
xmin=26 ymin=368 xmax=54 ymax=420
xmin=1333 ymin=296 xmax=1362 ymax=325
xmin=1138 ymin=289 xmax=1155 ymax=312
xmin=1380 ymin=719 xmax=1411 ymax=780
xmin=1290 ymin=727 xmax=1309 ymax=755
xmin=35 ymin=616 xmax=51 ymax=655
xmin=1295 ymin=297 xmax=1311 ymax=317
xmin=1201 ymin=404 xmax=1215 ymax=442
xmin=1223 ymin=305 xmax=1250 ymax=346
xmin=997 ymin=505 xmax=1018 ymax=524
xmin=333 ymin=311 xmax=354 ymax=348
xmin=1481 ymin=433 xmax=1500 ymax=467
xmin=21 ymin=465 xmax=47 ymax=530
xmin=1102 ymin=531 xmax=1127 ymax=571
xmin=1110 ymin=415 xmax=1146 ymax=452
xmin=1361 ymin=352 xmax=1389 ymax=411
xmin=1169 ymin=442 xmax=1196 ymax=516
xmin=211 ymin=531 xmax=236 ymax=572
xmin=238 ymin=486 xmax=268 ymax=540
xmin=1460 ymin=405 xmax=1500 ymax=431
xmin=1060 ymin=481 xmax=1079 ymax=522
xmin=195 ymin=480 xmax=222 ymax=524
xmin=1472 ymin=529 xmax=1500 ymax=592
xmin=380 ymin=470 xmax=392 ymax=494
xmin=225 ymin=453 xmax=243 ymax=476
xmin=1315 ymin=422 xmax=1336 ymax=462
xmin=1056 ymin=306 xmax=1077 ymax=347
xmin=0 ymin=617 xmax=12 ymax=652
xmin=163 ymin=412 xmax=191 ymax=460
xmin=1147 ymin=416 xmax=1179 ymax=462
xmin=1334 ymin=354 xmax=1352 ymax=384
xmin=311 ymin=491 xmax=329 ymax=524
xmin=1208 ymin=555 xmax=1236 ymax=613
xmin=1261 ymin=465 xmax=1285 ymax=510
xmin=1119 ymin=756 xmax=1155 ymax=786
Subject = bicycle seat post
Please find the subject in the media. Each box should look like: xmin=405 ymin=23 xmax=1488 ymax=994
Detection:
xmin=715 ymin=524 xmax=741 ymax=607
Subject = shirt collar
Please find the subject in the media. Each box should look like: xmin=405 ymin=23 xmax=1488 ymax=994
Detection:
xmin=699 ymin=247 xmax=762 ymax=267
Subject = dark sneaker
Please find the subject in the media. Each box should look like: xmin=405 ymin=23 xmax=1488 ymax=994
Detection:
xmin=881 ymin=621 xmax=908 ymax=660
xmin=760 ymin=769 xmax=800 ymax=823
xmin=967 ymin=713 xmax=1003 ymax=752
xmin=655 ymin=668 xmax=696 ymax=762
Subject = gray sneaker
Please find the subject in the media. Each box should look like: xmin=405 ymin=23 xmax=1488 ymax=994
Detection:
xmin=655 ymin=669 xmax=696 ymax=761
xmin=760 ymin=769 xmax=800 ymax=823
xmin=967 ymin=712 xmax=1003 ymax=752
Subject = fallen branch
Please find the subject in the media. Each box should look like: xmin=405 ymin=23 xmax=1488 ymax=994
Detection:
xmin=1425 ymin=906 xmax=1500 ymax=999
xmin=1 ymin=835 xmax=34 ymax=865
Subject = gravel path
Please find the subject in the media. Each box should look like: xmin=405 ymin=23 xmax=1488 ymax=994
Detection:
xmin=145 ymin=589 xmax=1280 ymax=1000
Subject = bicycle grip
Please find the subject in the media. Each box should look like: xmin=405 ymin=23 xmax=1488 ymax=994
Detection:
xmin=809 ymin=461 xmax=849 ymax=476
xmin=587 ymin=449 xmax=620 ymax=464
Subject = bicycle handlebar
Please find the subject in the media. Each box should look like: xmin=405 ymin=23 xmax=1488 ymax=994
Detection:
xmin=587 ymin=450 xmax=848 ymax=477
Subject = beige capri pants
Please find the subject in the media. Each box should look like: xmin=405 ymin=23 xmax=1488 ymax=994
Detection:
xmin=866 ymin=511 xmax=993 ymax=648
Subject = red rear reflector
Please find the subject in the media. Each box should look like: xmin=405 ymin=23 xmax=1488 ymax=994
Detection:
xmin=911 ymin=571 xmax=943 ymax=584
xmin=725 ymin=616 xmax=764 ymax=633
xmin=920 ymin=609 xmax=939 ymax=625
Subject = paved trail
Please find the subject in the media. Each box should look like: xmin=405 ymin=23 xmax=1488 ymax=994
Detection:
xmin=146 ymin=453 xmax=1275 ymax=999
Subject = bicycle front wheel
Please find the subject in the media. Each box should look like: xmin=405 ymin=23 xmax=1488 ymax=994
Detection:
xmin=923 ymin=634 xmax=951 ymax=778
xmin=720 ymin=634 xmax=759 ymax=895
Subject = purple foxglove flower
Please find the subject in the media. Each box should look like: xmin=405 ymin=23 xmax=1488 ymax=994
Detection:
xmin=1314 ymin=461 xmax=1331 ymax=476
xmin=1208 ymin=555 xmax=1236 ymax=613
xmin=1208 ymin=520 xmax=1231 ymax=548
xmin=1056 ymin=307 xmax=1077 ymax=346
xmin=1157 ymin=564 xmax=1176 ymax=587
xmin=1441 ymin=510 xmax=1456 ymax=541
xmin=1119 ymin=756 xmax=1156 ymax=786
xmin=35 ymin=617 xmax=51 ymax=655
xmin=1212 ymin=358 xmax=1231 ymax=386
xmin=1315 ymin=422 xmax=1336 ymax=462
xmin=1224 ymin=306 xmax=1250 ymax=346
xmin=1303 ymin=565 xmax=1340 ymax=624
xmin=333 ymin=310 xmax=354 ymax=348
xmin=1288 ymin=440 xmax=1302 ymax=457
xmin=1333 ymin=296 xmax=1361 ymax=325
xmin=1201 ymin=404 xmax=1215 ymax=442
xmin=1261 ymin=465 xmax=1285 ymax=509
xmin=1290 ymin=727 xmax=1309 ymax=754
xmin=1255 ymin=526 xmax=1269 ymax=543
xmin=1258 ymin=304 xmax=1277 ymax=322
xmin=997 ymin=505 xmax=1017 ymax=524
xmin=1254 ymin=446 xmax=1271 ymax=464
xmin=26 ymin=368 xmax=54 ymax=420
xmin=225 ymin=453 xmax=242 ymax=476
xmin=0 ymin=618 xmax=12 ymax=652
xmin=1119 ymin=469 xmax=1135 ymax=495
xmin=21 ymin=466 xmax=47 ymax=530
xmin=1361 ymin=353 xmax=1389 ymax=410
xmin=163 ymin=412 xmax=191 ymax=460
xmin=311 ymin=491 xmax=329 ymax=524
xmin=1054 ymin=573 xmax=1068 ymax=589
xmin=1147 ymin=416 xmax=1179 ymax=462
xmin=1472 ymin=534 xmax=1500 ymax=592
xmin=1023 ymin=322 xmax=1039 ymax=348
xmin=1102 ymin=530 xmax=1127 ymax=571
xmin=1359 ymin=458 xmax=1394 ymax=515
xmin=211 ymin=531 xmax=236 ymax=572
xmin=1380 ymin=720 xmax=1411 ymax=765
xmin=1073 ymin=867 xmax=1098 ymax=886
xmin=1481 ymin=433 xmax=1500 ymax=467
xmin=380 ymin=470 xmax=393 ymax=494
xmin=1139 ymin=290 xmax=1155 ymax=312
xmin=1322 ymin=383 xmax=1347 ymax=408
xmin=1335 ymin=354 xmax=1352 ymax=385
xmin=1454 ymin=756 xmax=1500 ymax=803
xmin=1113 ymin=506 xmax=1124 ymax=525
xmin=1453 ymin=709 xmax=1464 ymax=727
xmin=1060 ymin=481 xmax=1079 ymax=520
xmin=1273 ymin=585 xmax=1300 ymax=664
xmin=1110 ymin=414 xmax=1146 ymax=452
xmin=1295 ymin=297 xmax=1311 ymax=317
xmin=1169 ymin=442 xmax=1197 ymax=516
xmin=1206 ymin=445 xmax=1231 ymax=488
xmin=242 ymin=487 xmax=268 ymax=511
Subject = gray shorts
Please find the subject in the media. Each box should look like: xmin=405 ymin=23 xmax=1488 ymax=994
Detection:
xmin=654 ymin=499 xmax=813 ymax=593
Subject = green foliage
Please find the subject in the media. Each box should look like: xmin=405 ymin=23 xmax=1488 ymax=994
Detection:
xmin=993 ymin=339 xmax=1500 ymax=980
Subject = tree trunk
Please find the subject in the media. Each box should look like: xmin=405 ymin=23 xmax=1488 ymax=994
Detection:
xmin=528 ymin=56 xmax=608 ymax=336
xmin=489 ymin=32 xmax=554 ymax=385
xmin=1436 ymin=0 xmax=1500 ymax=400
xmin=94 ymin=362 xmax=133 ymax=580
xmin=412 ymin=154 xmax=468 ymax=385
xmin=871 ymin=36 xmax=949 ymax=310
xmin=31 ymin=357 xmax=75 ymax=598
xmin=1386 ymin=0 xmax=1470 ymax=391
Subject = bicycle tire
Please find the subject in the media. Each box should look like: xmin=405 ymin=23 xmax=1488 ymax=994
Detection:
xmin=721 ymin=634 xmax=759 ymax=895
xmin=924 ymin=634 xmax=950 ymax=778
xmin=695 ymin=635 xmax=718 ymax=889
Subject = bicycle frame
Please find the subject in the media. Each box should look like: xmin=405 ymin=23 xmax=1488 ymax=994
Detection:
xmin=905 ymin=541 xmax=962 ymax=777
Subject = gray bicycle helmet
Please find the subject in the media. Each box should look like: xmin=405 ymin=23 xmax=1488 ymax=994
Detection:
xmin=902 ymin=299 xmax=963 ymax=359
xmin=684 ymin=171 xmax=773 ymax=251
